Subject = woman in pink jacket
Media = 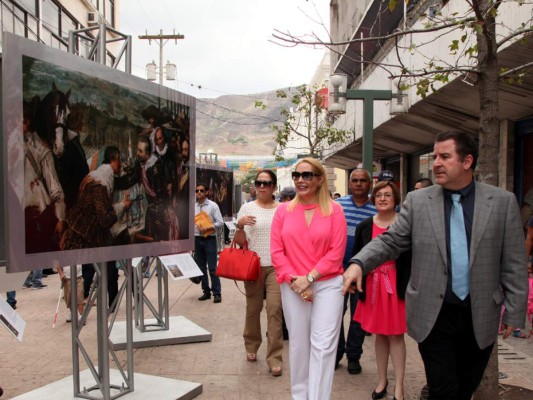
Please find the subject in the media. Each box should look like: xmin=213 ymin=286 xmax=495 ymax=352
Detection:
xmin=271 ymin=157 xmax=347 ymax=400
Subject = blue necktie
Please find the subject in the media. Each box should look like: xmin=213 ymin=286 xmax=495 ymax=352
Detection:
xmin=450 ymin=193 xmax=469 ymax=300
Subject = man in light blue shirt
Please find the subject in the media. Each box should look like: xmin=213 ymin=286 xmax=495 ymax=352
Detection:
xmin=194 ymin=182 xmax=224 ymax=303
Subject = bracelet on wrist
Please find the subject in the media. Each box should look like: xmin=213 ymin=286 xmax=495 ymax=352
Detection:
xmin=235 ymin=223 xmax=244 ymax=230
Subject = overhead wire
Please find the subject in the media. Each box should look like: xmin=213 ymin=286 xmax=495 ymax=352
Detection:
xmin=196 ymin=98 xmax=287 ymax=124
xmin=115 ymin=2 xmax=308 ymax=103
xmin=160 ymin=0 xmax=177 ymax=29
xmin=195 ymin=109 xmax=276 ymax=126
xmin=26 ymin=3 xmax=309 ymax=131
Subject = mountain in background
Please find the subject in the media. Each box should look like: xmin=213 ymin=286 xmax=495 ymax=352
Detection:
xmin=196 ymin=89 xmax=293 ymax=156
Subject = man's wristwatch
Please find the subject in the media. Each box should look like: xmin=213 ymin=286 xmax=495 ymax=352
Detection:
xmin=306 ymin=274 xmax=315 ymax=284
xmin=235 ymin=222 xmax=244 ymax=229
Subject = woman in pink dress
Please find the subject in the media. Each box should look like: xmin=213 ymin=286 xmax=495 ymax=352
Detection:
xmin=353 ymin=181 xmax=410 ymax=400
xmin=271 ymin=157 xmax=347 ymax=400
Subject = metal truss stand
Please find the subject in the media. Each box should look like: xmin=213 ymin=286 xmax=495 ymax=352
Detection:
xmin=134 ymin=257 xmax=169 ymax=332
xmin=72 ymin=262 xmax=134 ymax=400
xmin=108 ymin=256 xmax=211 ymax=350
xmin=13 ymin=261 xmax=203 ymax=400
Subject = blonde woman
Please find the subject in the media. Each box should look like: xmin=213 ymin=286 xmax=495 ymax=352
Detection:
xmin=234 ymin=170 xmax=283 ymax=376
xmin=271 ymin=158 xmax=347 ymax=400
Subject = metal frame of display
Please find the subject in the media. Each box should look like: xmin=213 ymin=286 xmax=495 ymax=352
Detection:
xmin=70 ymin=262 xmax=134 ymax=400
xmin=134 ymin=257 xmax=169 ymax=332
xmin=66 ymin=24 xmax=134 ymax=400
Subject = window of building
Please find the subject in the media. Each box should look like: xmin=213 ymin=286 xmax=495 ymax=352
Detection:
xmin=17 ymin=0 xmax=36 ymax=15
xmin=412 ymin=152 xmax=434 ymax=182
xmin=61 ymin=13 xmax=77 ymax=41
xmin=41 ymin=0 xmax=59 ymax=36
xmin=2 ymin=3 xmax=14 ymax=33
xmin=13 ymin=6 xmax=25 ymax=37
xmin=105 ymin=0 xmax=114 ymax=26
xmin=27 ymin=14 xmax=38 ymax=41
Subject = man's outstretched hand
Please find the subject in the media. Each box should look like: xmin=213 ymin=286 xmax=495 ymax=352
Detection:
xmin=343 ymin=263 xmax=363 ymax=295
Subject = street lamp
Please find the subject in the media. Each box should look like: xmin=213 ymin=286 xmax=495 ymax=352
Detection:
xmin=328 ymin=73 xmax=409 ymax=173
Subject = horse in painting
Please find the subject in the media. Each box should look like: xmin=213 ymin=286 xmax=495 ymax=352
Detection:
xmin=35 ymin=82 xmax=71 ymax=158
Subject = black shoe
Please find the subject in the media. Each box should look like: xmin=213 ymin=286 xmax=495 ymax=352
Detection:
xmin=371 ymin=380 xmax=388 ymax=400
xmin=347 ymin=359 xmax=362 ymax=374
xmin=31 ymin=283 xmax=48 ymax=290
xmin=213 ymin=295 xmax=222 ymax=303
xmin=198 ymin=293 xmax=211 ymax=301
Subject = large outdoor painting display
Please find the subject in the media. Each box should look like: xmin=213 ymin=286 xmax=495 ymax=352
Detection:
xmin=196 ymin=166 xmax=233 ymax=218
xmin=2 ymin=33 xmax=195 ymax=272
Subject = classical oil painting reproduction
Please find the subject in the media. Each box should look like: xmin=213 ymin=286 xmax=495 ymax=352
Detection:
xmin=2 ymin=33 xmax=195 ymax=272
xmin=196 ymin=166 xmax=234 ymax=218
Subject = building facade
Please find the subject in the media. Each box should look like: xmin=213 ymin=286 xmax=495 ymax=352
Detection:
xmin=0 ymin=0 xmax=121 ymax=66
xmin=325 ymin=0 xmax=533 ymax=204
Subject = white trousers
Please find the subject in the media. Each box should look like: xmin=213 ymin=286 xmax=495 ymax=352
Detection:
xmin=281 ymin=275 xmax=344 ymax=400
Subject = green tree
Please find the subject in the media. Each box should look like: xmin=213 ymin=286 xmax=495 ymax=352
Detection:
xmin=257 ymin=84 xmax=351 ymax=160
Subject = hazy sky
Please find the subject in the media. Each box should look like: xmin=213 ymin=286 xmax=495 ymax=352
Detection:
xmin=119 ymin=0 xmax=330 ymax=99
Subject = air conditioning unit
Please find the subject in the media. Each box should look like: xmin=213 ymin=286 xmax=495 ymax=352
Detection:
xmin=88 ymin=12 xmax=99 ymax=27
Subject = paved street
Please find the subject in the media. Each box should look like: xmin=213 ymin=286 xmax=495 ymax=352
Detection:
xmin=1 ymin=271 xmax=533 ymax=399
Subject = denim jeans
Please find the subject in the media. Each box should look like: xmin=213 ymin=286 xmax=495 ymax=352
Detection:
xmin=6 ymin=291 xmax=16 ymax=308
xmin=337 ymin=291 xmax=366 ymax=361
xmin=24 ymin=269 xmax=43 ymax=287
xmin=194 ymin=236 xmax=221 ymax=296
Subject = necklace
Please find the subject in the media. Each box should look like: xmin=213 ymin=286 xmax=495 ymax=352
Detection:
xmin=302 ymin=204 xmax=318 ymax=210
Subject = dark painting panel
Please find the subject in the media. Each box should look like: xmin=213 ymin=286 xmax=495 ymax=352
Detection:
xmin=3 ymin=33 xmax=195 ymax=272
xmin=196 ymin=166 xmax=234 ymax=218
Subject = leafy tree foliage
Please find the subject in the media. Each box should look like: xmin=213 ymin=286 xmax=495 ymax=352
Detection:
xmin=257 ymin=84 xmax=351 ymax=160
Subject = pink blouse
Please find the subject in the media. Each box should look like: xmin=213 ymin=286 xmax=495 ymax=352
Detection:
xmin=270 ymin=201 xmax=347 ymax=284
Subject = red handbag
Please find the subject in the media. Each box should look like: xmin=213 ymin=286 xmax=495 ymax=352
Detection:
xmin=216 ymin=240 xmax=261 ymax=281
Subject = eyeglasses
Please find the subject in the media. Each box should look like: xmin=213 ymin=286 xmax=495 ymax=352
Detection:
xmin=195 ymin=189 xmax=205 ymax=193
xmin=255 ymin=180 xmax=273 ymax=188
xmin=292 ymin=171 xmax=319 ymax=181
xmin=351 ymin=179 xmax=369 ymax=184
xmin=374 ymin=193 xmax=393 ymax=199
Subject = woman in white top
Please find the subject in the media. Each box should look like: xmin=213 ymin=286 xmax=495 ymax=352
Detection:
xmin=234 ymin=170 xmax=282 ymax=376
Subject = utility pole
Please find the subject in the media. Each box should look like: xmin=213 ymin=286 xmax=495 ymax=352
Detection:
xmin=138 ymin=29 xmax=184 ymax=85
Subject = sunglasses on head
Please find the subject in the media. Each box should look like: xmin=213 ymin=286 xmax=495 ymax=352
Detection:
xmin=195 ymin=189 xmax=205 ymax=193
xmin=291 ymin=171 xmax=319 ymax=181
xmin=254 ymin=180 xmax=273 ymax=188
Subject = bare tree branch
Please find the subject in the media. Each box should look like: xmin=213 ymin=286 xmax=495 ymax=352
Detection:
xmin=272 ymin=17 xmax=477 ymax=48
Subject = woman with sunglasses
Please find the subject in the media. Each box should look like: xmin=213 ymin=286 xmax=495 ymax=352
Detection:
xmin=271 ymin=158 xmax=347 ymax=399
xmin=352 ymin=181 xmax=410 ymax=400
xmin=233 ymin=169 xmax=283 ymax=376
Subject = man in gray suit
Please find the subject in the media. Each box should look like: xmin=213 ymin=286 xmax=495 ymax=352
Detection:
xmin=343 ymin=131 xmax=527 ymax=400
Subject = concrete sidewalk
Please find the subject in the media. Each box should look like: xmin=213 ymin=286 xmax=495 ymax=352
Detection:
xmin=1 ymin=271 xmax=533 ymax=399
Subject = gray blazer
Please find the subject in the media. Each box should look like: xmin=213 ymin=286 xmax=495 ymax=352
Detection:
xmin=350 ymin=181 xmax=527 ymax=349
